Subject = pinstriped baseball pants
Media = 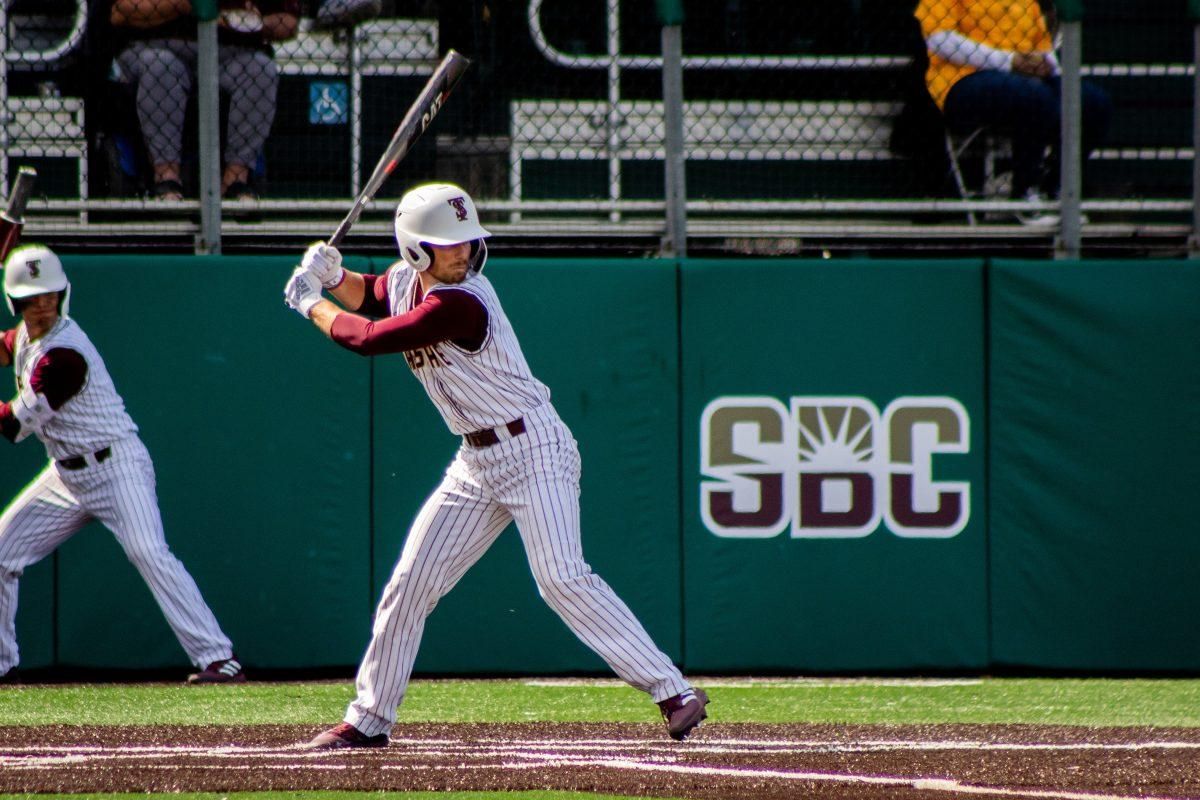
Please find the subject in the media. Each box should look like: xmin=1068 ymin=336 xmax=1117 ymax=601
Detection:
xmin=0 ymin=438 xmax=234 ymax=675
xmin=347 ymin=407 xmax=690 ymax=737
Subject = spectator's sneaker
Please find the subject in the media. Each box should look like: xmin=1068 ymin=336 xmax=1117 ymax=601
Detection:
xmin=658 ymin=688 xmax=709 ymax=741
xmin=316 ymin=0 xmax=381 ymax=28
xmin=186 ymin=657 xmax=246 ymax=684
xmin=305 ymin=722 xmax=390 ymax=750
xmin=152 ymin=179 xmax=184 ymax=202
xmin=1014 ymin=189 xmax=1061 ymax=227
xmin=223 ymin=181 xmax=259 ymax=201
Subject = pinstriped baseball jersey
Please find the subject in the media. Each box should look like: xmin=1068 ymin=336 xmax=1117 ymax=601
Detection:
xmin=386 ymin=264 xmax=551 ymax=435
xmin=12 ymin=317 xmax=137 ymax=461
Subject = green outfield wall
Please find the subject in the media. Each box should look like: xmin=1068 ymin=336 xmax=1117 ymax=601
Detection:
xmin=680 ymin=259 xmax=987 ymax=671
xmin=1 ymin=256 xmax=1196 ymax=674
xmin=988 ymin=259 xmax=1200 ymax=671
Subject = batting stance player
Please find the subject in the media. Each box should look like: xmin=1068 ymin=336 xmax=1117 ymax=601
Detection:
xmin=0 ymin=245 xmax=244 ymax=685
xmin=283 ymin=183 xmax=708 ymax=748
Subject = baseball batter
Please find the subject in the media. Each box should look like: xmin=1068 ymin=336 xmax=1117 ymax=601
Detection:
xmin=283 ymin=183 xmax=708 ymax=748
xmin=0 ymin=245 xmax=244 ymax=685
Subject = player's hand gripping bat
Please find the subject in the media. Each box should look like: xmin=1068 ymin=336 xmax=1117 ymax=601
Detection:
xmin=0 ymin=167 xmax=37 ymax=262
xmin=327 ymin=50 xmax=471 ymax=248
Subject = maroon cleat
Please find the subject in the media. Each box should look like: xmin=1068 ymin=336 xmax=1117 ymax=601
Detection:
xmin=186 ymin=657 xmax=246 ymax=684
xmin=304 ymin=722 xmax=390 ymax=750
xmin=658 ymin=688 xmax=709 ymax=741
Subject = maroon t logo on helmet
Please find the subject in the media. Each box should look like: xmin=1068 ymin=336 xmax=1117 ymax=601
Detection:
xmin=447 ymin=196 xmax=469 ymax=221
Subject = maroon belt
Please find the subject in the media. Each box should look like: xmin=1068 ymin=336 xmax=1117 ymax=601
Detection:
xmin=58 ymin=446 xmax=112 ymax=471
xmin=464 ymin=418 xmax=526 ymax=448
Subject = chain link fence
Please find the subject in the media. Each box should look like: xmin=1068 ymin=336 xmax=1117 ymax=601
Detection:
xmin=0 ymin=0 xmax=1193 ymax=247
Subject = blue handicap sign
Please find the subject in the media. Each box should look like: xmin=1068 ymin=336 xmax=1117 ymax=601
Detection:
xmin=309 ymin=81 xmax=349 ymax=125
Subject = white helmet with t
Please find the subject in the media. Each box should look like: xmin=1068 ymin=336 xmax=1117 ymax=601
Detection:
xmin=393 ymin=182 xmax=491 ymax=273
xmin=4 ymin=243 xmax=70 ymax=316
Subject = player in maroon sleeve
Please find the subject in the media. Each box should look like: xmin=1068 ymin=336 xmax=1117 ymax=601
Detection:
xmin=283 ymin=183 xmax=708 ymax=748
xmin=0 ymin=244 xmax=244 ymax=685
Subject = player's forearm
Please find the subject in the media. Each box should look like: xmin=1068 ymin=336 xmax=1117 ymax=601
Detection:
xmin=327 ymin=270 xmax=367 ymax=310
xmin=308 ymin=300 xmax=341 ymax=338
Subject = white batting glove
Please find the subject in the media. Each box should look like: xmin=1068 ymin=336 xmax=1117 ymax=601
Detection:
xmin=302 ymin=241 xmax=345 ymax=289
xmin=284 ymin=266 xmax=323 ymax=319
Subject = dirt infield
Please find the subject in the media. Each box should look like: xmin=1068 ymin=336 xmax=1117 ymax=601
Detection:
xmin=2 ymin=723 xmax=1199 ymax=799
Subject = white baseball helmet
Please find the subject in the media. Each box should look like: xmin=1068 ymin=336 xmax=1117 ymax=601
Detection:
xmin=4 ymin=244 xmax=70 ymax=316
xmin=393 ymin=183 xmax=491 ymax=273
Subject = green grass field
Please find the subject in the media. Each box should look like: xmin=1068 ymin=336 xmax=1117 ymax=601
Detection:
xmin=3 ymin=676 xmax=1200 ymax=727
xmin=3 ymin=676 xmax=1199 ymax=800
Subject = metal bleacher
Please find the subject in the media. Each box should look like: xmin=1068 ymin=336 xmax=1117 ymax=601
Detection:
xmin=0 ymin=1 xmax=89 ymax=205
xmin=273 ymin=17 xmax=439 ymax=198
xmin=1 ymin=0 xmax=1194 ymax=255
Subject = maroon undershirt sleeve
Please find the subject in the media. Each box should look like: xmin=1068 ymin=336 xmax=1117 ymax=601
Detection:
xmin=330 ymin=288 xmax=488 ymax=356
xmin=33 ymin=348 xmax=88 ymax=409
xmin=354 ymin=273 xmax=391 ymax=317
xmin=1 ymin=329 xmax=15 ymax=362
xmin=0 ymin=329 xmax=14 ymax=441
xmin=0 ymin=347 xmax=87 ymax=442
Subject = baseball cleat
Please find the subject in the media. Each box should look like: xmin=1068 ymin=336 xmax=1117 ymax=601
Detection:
xmin=304 ymin=722 xmax=390 ymax=750
xmin=658 ymin=687 xmax=709 ymax=741
xmin=0 ymin=668 xmax=19 ymax=686
xmin=186 ymin=657 xmax=247 ymax=684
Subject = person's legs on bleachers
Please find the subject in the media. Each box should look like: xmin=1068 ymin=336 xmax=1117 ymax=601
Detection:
xmin=115 ymin=39 xmax=197 ymax=200
xmin=217 ymin=46 xmax=280 ymax=199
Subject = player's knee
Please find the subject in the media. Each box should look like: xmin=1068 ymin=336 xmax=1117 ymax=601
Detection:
xmin=533 ymin=566 xmax=596 ymax=602
xmin=122 ymin=539 xmax=172 ymax=569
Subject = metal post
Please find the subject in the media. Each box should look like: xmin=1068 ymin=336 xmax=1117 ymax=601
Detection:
xmin=351 ymin=27 xmax=363 ymax=198
xmin=660 ymin=25 xmax=687 ymax=257
xmin=606 ymin=0 xmax=622 ymax=223
xmin=1 ymin=2 xmax=9 ymax=197
xmin=1192 ymin=22 xmax=1200 ymax=256
xmin=1056 ymin=20 xmax=1083 ymax=260
xmin=196 ymin=18 xmax=222 ymax=254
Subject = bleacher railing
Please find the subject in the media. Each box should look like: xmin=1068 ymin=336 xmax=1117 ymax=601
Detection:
xmin=1 ymin=0 xmax=1195 ymax=255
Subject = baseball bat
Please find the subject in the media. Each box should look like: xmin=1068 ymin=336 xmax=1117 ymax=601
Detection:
xmin=328 ymin=49 xmax=471 ymax=247
xmin=0 ymin=167 xmax=38 ymax=262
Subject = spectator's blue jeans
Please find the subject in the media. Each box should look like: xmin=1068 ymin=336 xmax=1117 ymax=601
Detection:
xmin=944 ymin=71 xmax=1112 ymax=196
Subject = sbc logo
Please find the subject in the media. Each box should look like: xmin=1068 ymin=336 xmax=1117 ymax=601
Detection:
xmin=700 ymin=396 xmax=970 ymax=539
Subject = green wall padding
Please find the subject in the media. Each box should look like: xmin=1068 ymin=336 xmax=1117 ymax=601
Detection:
xmin=680 ymin=259 xmax=988 ymax=671
xmin=370 ymin=259 xmax=684 ymax=674
xmin=6 ymin=253 xmax=1198 ymax=675
xmin=989 ymin=259 xmax=1200 ymax=670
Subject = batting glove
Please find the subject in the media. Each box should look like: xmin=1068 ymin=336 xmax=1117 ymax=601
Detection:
xmin=302 ymin=241 xmax=345 ymax=289
xmin=284 ymin=266 xmax=323 ymax=318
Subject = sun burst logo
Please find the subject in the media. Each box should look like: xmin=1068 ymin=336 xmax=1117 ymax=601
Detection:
xmin=701 ymin=396 xmax=971 ymax=539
